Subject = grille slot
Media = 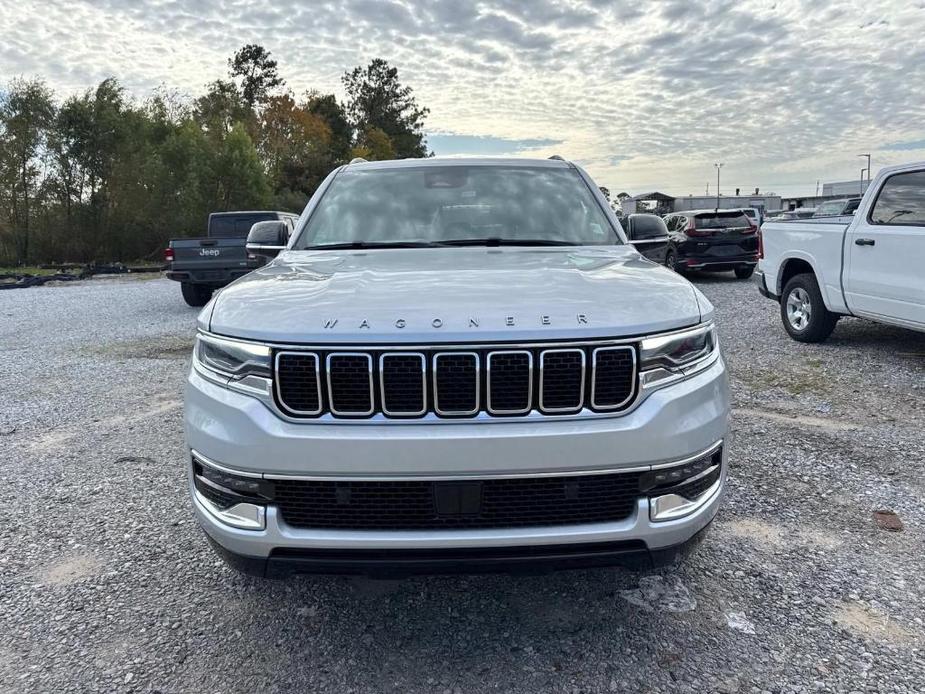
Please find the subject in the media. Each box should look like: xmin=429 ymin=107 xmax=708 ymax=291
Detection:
xmin=274 ymin=471 xmax=641 ymax=530
xmin=326 ymin=354 xmax=374 ymax=416
xmin=487 ymin=351 xmax=532 ymax=414
xmin=539 ymin=349 xmax=585 ymax=413
xmin=379 ymin=353 xmax=426 ymax=416
xmin=592 ymin=347 xmax=636 ymax=409
xmin=273 ymin=342 xmax=638 ymax=419
xmin=275 ymin=352 xmax=322 ymax=414
xmin=433 ymin=352 xmax=479 ymax=415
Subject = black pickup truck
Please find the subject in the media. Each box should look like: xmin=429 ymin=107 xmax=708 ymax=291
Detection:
xmin=165 ymin=211 xmax=299 ymax=306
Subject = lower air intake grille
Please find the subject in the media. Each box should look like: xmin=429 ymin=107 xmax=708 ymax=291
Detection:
xmin=274 ymin=471 xmax=642 ymax=530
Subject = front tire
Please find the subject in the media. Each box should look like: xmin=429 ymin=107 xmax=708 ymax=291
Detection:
xmin=780 ymin=273 xmax=839 ymax=343
xmin=181 ymin=282 xmax=214 ymax=307
xmin=734 ymin=266 xmax=755 ymax=279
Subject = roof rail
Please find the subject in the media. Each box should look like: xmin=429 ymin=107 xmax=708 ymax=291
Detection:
xmin=349 ymin=157 xmax=368 ymax=164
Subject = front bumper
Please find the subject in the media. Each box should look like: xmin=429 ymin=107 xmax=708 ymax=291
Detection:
xmin=185 ymin=356 xmax=730 ymax=574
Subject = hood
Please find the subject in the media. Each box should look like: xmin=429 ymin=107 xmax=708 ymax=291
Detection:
xmin=208 ymin=247 xmax=705 ymax=343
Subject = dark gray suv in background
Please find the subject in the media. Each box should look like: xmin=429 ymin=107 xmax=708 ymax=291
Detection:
xmin=662 ymin=209 xmax=759 ymax=279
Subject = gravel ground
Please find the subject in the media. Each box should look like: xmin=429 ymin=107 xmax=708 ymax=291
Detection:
xmin=1 ymin=272 xmax=923 ymax=693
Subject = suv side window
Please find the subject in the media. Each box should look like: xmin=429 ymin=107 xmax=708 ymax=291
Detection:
xmin=870 ymin=170 xmax=925 ymax=226
xmin=664 ymin=216 xmax=676 ymax=231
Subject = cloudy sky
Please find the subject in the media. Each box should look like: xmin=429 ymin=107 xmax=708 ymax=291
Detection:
xmin=3 ymin=0 xmax=924 ymax=196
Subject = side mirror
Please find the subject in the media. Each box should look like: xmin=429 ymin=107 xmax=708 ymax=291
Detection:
xmin=246 ymin=221 xmax=289 ymax=259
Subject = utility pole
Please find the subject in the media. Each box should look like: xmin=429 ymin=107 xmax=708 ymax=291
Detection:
xmin=714 ymin=163 xmax=724 ymax=209
xmin=815 ymin=180 xmax=820 ymax=196
xmin=705 ymin=182 xmax=709 ymax=195
xmin=858 ymin=153 xmax=871 ymax=182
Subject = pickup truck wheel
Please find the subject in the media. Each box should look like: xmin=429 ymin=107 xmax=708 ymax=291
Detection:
xmin=781 ymin=274 xmax=839 ymax=342
xmin=734 ymin=266 xmax=755 ymax=279
xmin=181 ymin=282 xmax=214 ymax=307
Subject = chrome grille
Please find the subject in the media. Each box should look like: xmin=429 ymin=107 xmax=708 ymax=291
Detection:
xmin=592 ymin=347 xmax=636 ymax=409
xmin=433 ymin=352 xmax=479 ymax=415
xmin=539 ymin=349 xmax=585 ymax=413
xmin=486 ymin=351 xmax=532 ymax=415
xmin=275 ymin=343 xmax=637 ymax=419
xmin=379 ymin=353 xmax=426 ymax=416
xmin=326 ymin=354 xmax=373 ymax=416
xmin=275 ymin=352 xmax=322 ymax=415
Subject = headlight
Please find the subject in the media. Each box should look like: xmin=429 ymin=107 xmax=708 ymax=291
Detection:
xmin=195 ymin=333 xmax=271 ymax=379
xmin=639 ymin=323 xmax=718 ymax=389
xmin=640 ymin=323 xmax=716 ymax=371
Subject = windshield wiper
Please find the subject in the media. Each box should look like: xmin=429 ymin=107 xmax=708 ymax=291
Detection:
xmin=304 ymin=241 xmax=437 ymax=250
xmin=435 ymin=238 xmax=580 ymax=247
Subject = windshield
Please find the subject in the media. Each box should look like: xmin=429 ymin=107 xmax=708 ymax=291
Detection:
xmin=294 ymin=165 xmax=619 ymax=248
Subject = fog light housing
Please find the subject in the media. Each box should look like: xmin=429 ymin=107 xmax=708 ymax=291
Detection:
xmin=646 ymin=445 xmax=723 ymax=522
xmin=192 ymin=454 xmax=273 ymax=530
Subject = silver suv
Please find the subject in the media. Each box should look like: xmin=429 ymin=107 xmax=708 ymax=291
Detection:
xmin=185 ymin=157 xmax=730 ymax=577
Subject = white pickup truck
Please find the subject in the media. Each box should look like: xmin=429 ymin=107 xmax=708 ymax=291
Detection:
xmin=757 ymin=161 xmax=925 ymax=342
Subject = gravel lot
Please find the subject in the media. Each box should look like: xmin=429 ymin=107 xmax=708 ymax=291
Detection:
xmin=1 ymin=272 xmax=923 ymax=693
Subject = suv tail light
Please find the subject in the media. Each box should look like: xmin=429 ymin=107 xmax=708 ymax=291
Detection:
xmin=686 ymin=219 xmax=710 ymax=237
xmin=164 ymin=247 xmax=174 ymax=262
xmin=758 ymin=228 xmax=764 ymax=259
xmin=742 ymin=220 xmax=757 ymax=235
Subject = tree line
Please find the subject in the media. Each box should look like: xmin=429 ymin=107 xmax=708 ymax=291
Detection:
xmin=0 ymin=47 xmax=429 ymax=265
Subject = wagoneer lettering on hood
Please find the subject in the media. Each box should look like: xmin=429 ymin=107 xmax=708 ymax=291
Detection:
xmin=207 ymin=246 xmax=710 ymax=343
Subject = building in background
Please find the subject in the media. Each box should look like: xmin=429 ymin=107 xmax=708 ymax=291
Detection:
xmin=622 ymin=177 xmax=871 ymax=218
xmin=822 ymin=179 xmax=871 ymax=196
xmin=622 ymin=192 xmax=781 ymax=216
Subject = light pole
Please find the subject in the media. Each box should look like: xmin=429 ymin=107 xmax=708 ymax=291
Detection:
xmin=858 ymin=153 xmax=871 ymax=183
xmin=714 ymin=163 xmax=724 ymax=209
xmin=860 ymin=168 xmax=867 ymax=195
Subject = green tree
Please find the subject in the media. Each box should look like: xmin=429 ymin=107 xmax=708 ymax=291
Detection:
xmin=0 ymin=77 xmax=56 ymax=264
xmin=214 ymin=122 xmax=271 ymax=210
xmin=342 ymin=59 xmax=429 ymax=159
xmin=351 ymin=126 xmax=395 ymax=161
xmin=194 ymin=79 xmax=247 ymax=139
xmin=229 ymin=44 xmax=284 ymax=112
xmin=305 ymin=91 xmax=352 ymax=162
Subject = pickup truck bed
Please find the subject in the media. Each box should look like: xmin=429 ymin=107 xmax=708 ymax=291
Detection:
xmin=758 ymin=217 xmax=852 ymax=314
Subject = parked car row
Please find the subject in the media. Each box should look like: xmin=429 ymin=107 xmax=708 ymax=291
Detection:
xmin=764 ymin=197 xmax=862 ymax=222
